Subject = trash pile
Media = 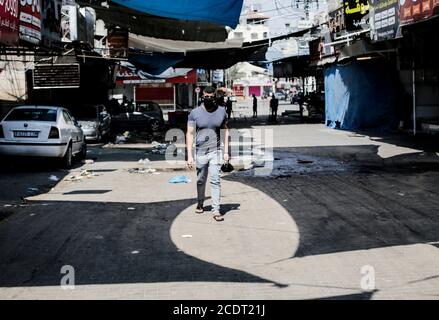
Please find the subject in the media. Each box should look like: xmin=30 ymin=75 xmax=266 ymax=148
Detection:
xmin=148 ymin=141 xmax=169 ymax=154
xmin=127 ymin=157 xmax=160 ymax=175
xmin=115 ymin=131 xmax=130 ymax=144
xmin=66 ymin=170 xmax=99 ymax=182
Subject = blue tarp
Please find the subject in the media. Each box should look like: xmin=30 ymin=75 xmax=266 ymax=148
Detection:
xmin=128 ymin=53 xmax=183 ymax=75
xmin=112 ymin=0 xmax=244 ymax=28
xmin=324 ymin=60 xmax=399 ymax=131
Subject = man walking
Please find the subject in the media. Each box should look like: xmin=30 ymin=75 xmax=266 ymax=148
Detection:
xmin=270 ymin=95 xmax=279 ymax=122
xmin=252 ymin=94 xmax=258 ymax=118
xmin=186 ymin=86 xmax=230 ymax=222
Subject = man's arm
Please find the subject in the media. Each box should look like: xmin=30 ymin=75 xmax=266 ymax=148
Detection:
xmin=186 ymin=126 xmax=195 ymax=169
xmin=223 ymin=122 xmax=230 ymax=162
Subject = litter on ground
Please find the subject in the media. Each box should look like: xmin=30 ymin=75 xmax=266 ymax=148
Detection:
xmin=168 ymin=175 xmax=191 ymax=184
xmin=48 ymin=175 xmax=59 ymax=182
xmin=66 ymin=170 xmax=99 ymax=181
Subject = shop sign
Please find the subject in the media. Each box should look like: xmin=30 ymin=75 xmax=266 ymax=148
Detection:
xmin=0 ymin=0 xmax=19 ymax=45
xmin=19 ymin=0 xmax=41 ymax=44
xmin=344 ymin=0 xmax=371 ymax=31
xmin=370 ymin=0 xmax=400 ymax=41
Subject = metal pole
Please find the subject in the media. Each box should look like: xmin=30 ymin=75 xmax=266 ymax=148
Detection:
xmin=173 ymin=84 xmax=176 ymax=112
xmin=412 ymin=64 xmax=416 ymax=135
xmin=133 ymin=84 xmax=136 ymax=106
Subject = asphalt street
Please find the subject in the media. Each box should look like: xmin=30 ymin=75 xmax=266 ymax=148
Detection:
xmin=1 ymin=101 xmax=439 ymax=299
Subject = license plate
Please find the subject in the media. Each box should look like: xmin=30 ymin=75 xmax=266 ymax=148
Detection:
xmin=14 ymin=131 xmax=39 ymax=138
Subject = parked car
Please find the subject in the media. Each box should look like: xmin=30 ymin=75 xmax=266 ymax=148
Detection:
xmin=69 ymin=104 xmax=111 ymax=142
xmin=0 ymin=105 xmax=86 ymax=168
xmin=111 ymin=101 xmax=164 ymax=134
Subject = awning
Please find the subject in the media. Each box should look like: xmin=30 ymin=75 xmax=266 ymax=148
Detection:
xmin=174 ymin=44 xmax=269 ymax=69
xmin=128 ymin=33 xmax=243 ymax=53
xmin=116 ymin=61 xmax=195 ymax=84
xmin=111 ymin=0 xmax=244 ymax=28
xmin=128 ymin=52 xmax=184 ymax=75
xmin=81 ymin=2 xmax=229 ymax=42
xmin=272 ymin=55 xmax=315 ymax=78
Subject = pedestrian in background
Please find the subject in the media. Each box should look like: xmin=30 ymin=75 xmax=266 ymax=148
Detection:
xmin=270 ymin=95 xmax=279 ymax=122
xmin=252 ymin=94 xmax=258 ymax=118
xmin=226 ymin=96 xmax=233 ymax=120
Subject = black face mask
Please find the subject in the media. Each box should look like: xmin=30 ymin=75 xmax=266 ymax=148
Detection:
xmin=204 ymin=97 xmax=217 ymax=111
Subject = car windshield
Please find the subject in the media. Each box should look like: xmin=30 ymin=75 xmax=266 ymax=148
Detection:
xmin=4 ymin=108 xmax=57 ymax=122
xmin=70 ymin=105 xmax=98 ymax=120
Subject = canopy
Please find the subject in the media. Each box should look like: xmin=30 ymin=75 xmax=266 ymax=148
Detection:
xmin=112 ymin=0 xmax=244 ymax=28
xmin=128 ymin=33 xmax=243 ymax=53
xmin=174 ymin=44 xmax=268 ymax=69
xmin=80 ymin=2 xmax=229 ymax=42
xmin=128 ymin=52 xmax=183 ymax=75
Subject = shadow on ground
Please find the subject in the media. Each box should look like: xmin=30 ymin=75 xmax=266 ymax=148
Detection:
xmin=226 ymin=148 xmax=439 ymax=258
xmin=0 ymin=198 xmax=276 ymax=288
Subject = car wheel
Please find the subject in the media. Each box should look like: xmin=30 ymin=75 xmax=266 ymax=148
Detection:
xmin=150 ymin=119 xmax=160 ymax=132
xmin=78 ymin=142 xmax=87 ymax=160
xmin=62 ymin=143 xmax=73 ymax=169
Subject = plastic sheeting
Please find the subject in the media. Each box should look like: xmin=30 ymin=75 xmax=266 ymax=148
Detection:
xmin=112 ymin=0 xmax=244 ymax=28
xmin=324 ymin=60 xmax=399 ymax=131
xmin=128 ymin=53 xmax=183 ymax=75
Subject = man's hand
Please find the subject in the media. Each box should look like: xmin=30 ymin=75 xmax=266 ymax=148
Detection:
xmin=223 ymin=153 xmax=230 ymax=162
xmin=187 ymin=156 xmax=195 ymax=170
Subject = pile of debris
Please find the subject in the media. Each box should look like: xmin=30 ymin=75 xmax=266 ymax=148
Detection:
xmin=127 ymin=158 xmax=160 ymax=175
xmin=148 ymin=141 xmax=169 ymax=154
xmin=66 ymin=170 xmax=100 ymax=182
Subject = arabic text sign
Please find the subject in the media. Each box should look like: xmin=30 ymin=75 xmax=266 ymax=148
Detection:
xmin=370 ymin=0 xmax=399 ymax=41
xmin=19 ymin=0 xmax=41 ymax=44
xmin=344 ymin=0 xmax=371 ymax=31
xmin=0 ymin=0 xmax=19 ymax=45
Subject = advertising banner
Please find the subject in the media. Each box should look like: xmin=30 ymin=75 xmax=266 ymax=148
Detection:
xmin=370 ymin=0 xmax=400 ymax=41
xmin=399 ymin=0 xmax=435 ymax=25
xmin=344 ymin=0 xmax=371 ymax=31
xmin=19 ymin=0 xmax=41 ymax=44
xmin=0 ymin=0 xmax=19 ymax=45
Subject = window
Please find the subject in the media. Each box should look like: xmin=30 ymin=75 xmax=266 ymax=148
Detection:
xmin=234 ymin=32 xmax=243 ymax=38
xmin=251 ymin=33 xmax=258 ymax=40
xmin=285 ymin=23 xmax=291 ymax=28
xmin=62 ymin=111 xmax=73 ymax=124
xmin=263 ymin=32 xmax=268 ymax=39
xmin=5 ymin=108 xmax=58 ymax=122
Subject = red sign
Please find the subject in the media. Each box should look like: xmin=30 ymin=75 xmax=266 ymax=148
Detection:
xmin=233 ymin=85 xmax=244 ymax=97
xmin=19 ymin=0 xmax=41 ymax=44
xmin=167 ymin=69 xmax=197 ymax=84
xmin=0 ymin=0 xmax=19 ymax=45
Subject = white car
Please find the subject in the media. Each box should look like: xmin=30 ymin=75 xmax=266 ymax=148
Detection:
xmin=0 ymin=105 xmax=86 ymax=168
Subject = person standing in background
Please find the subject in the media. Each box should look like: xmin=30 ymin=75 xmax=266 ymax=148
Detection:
xmin=252 ymin=94 xmax=258 ymax=118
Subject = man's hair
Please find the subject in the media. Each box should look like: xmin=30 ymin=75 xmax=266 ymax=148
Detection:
xmin=203 ymin=86 xmax=216 ymax=94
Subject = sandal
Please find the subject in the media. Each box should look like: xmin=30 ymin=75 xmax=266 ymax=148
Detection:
xmin=212 ymin=211 xmax=224 ymax=222
xmin=195 ymin=204 xmax=204 ymax=214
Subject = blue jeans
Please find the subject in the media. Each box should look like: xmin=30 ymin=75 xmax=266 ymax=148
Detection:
xmin=196 ymin=150 xmax=222 ymax=212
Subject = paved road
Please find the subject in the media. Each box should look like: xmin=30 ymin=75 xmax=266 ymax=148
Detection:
xmin=1 ymin=115 xmax=439 ymax=299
